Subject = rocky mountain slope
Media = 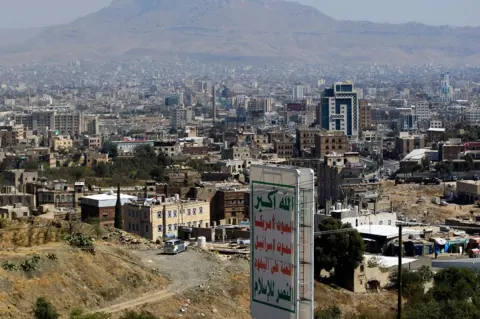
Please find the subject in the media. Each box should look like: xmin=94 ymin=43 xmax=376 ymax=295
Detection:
xmin=1 ymin=0 xmax=479 ymax=64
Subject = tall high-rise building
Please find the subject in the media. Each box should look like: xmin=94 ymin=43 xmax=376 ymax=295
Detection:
xmin=318 ymin=82 xmax=359 ymax=137
xmin=292 ymin=84 xmax=305 ymax=101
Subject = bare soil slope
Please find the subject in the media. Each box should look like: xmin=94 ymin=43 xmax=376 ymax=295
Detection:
xmin=0 ymin=242 xmax=167 ymax=318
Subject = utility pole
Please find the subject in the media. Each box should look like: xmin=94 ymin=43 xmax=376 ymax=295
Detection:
xmin=397 ymin=224 xmax=403 ymax=319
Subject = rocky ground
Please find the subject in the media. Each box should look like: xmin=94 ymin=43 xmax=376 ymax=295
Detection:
xmin=381 ymin=181 xmax=478 ymax=224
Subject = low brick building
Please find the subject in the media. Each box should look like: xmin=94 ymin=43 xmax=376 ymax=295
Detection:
xmin=80 ymin=192 xmax=137 ymax=227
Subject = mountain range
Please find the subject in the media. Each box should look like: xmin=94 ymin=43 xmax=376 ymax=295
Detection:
xmin=0 ymin=0 xmax=479 ymax=65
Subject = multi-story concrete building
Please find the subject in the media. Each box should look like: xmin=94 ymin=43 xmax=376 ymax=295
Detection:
xmin=154 ymin=141 xmax=181 ymax=157
xmin=396 ymin=133 xmax=426 ymax=157
xmin=0 ymin=125 xmax=24 ymax=146
xmin=3 ymin=169 xmax=38 ymax=191
xmin=210 ymin=188 xmax=249 ymax=224
xmin=123 ymin=197 xmax=210 ymax=240
xmin=221 ymin=146 xmax=251 ymax=160
xmin=170 ymin=106 xmax=188 ymax=130
xmin=52 ymin=136 xmax=73 ymax=151
xmin=296 ymin=127 xmax=322 ymax=158
xmin=55 ymin=113 xmax=83 ymax=135
xmin=358 ymin=99 xmax=372 ymax=134
xmin=429 ymin=120 xmax=443 ymax=129
xmin=292 ymin=84 xmax=305 ymax=101
xmin=314 ymin=131 xmax=349 ymax=158
xmin=273 ymin=135 xmax=295 ymax=159
xmin=319 ymin=82 xmax=359 ymax=137
xmin=84 ymin=136 xmax=102 ymax=149
xmin=413 ymin=101 xmax=430 ymax=121
xmin=15 ymin=111 xmax=83 ymax=135
xmin=317 ymin=152 xmax=365 ymax=208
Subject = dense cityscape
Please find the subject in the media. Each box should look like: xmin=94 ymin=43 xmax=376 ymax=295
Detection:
xmin=1 ymin=1 xmax=480 ymax=319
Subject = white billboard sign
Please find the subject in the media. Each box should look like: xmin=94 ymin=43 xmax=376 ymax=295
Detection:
xmin=250 ymin=165 xmax=314 ymax=319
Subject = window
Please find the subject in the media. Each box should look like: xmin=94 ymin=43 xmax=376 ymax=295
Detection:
xmin=205 ymin=223 xmax=209 ymax=228
xmin=168 ymin=224 xmax=172 ymax=231
xmin=188 ymin=222 xmax=191 ymax=227
xmin=174 ymin=224 xmax=178 ymax=230
xmin=187 ymin=209 xmax=191 ymax=215
xmin=379 ymin=221 xmax=383 ymax=225
xmin=158 ymin=225 xmax=163 ymax=232
xmin=173 ymin=210 xmax=177 ymax=217
xmin=388 ymin=220 xmax=392 ymax=225
xmin=157 ymin=212 xmax=162 ymax=219
xmin=193 ymin=208 xmax=196 ymax=215
xmin=360 ymin=265 xmax=365 ymax=272
xmin=193 ymin=221 xmax=197 ymax=227
xmin=129 ymin=222 xmax=131 ymax=230
xmin=145 ymin=225 xmax=149 ymax=233
xmin=168 ymin=210 xmax=172 ymax=218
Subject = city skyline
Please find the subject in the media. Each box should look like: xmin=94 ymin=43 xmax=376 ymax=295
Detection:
xmin=0 ymin=0 xmax=477 ymax=29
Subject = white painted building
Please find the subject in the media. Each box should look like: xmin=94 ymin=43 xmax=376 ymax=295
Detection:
xmin=413 ymin=101 xmax=430 ymax=121
xmin=316 ymin=204 xmax=397 ymax=228
xmin=429 ymin=120 xmax=443 ymax=128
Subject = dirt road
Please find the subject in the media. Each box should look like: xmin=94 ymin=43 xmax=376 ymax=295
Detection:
xmin=95 ymin=249 xmax=222 ymax=314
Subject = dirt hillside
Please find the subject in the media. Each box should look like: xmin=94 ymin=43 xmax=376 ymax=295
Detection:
xmin=0 ymin=242 xmax=167 ymax=319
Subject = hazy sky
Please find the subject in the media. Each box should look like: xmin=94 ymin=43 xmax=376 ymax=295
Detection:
xmin=0 ymin=0 xmax=477 ymax=28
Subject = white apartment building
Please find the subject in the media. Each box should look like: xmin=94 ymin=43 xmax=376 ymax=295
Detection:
xmin=292 ymin=84 xmax=305 ymax=101
xmin=14 ymin=111 xmax=83 ymax=135
xmin=123 ymin=197 xmax=210 ymax=240
xmin=465 ymin=107 xmax=480 ymax=125
xmin=170 ymin=107 xmax=189 ymax=130
xmin=413 ymin=101 xmax=430 ymax=121
xmin=429 ymin=120 xmax=443 ymax=129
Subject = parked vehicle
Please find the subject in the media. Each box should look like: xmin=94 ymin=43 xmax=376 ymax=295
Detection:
xmin=164 ymin=239 xmax=188 ymax=255
xmin=422 ymin=177 xmax=441 ymax=185
xmin=474 ymin=175 xmax=480 ymax=181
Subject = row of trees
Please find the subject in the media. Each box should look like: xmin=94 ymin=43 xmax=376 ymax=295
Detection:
xmin=395 ymin=267 xmax=480 ymax=319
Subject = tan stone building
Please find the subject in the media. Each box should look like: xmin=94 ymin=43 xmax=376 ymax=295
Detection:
xmin=296 ymin=127 xmax=322 ymax=157
xmin=396 ymin=133 xmax=426 ymax=157
xmin=52 ymin=136 xmax=73 ymax=151
xmin=123 ymin=197 xmax=210 ymax=240
xmin=314 ymin=131 xmax=349 ymax=158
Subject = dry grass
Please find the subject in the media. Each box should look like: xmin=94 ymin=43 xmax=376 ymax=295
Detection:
xmin=0 ymin=243 xmax=167 ymax=318
xmin=314 ymin=282 xmax=396 ymax=319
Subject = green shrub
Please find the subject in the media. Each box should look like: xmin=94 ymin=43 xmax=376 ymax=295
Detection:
xmin=46 ymin=253 xmax=58 ymax=261
xmin=119 ymin=310 xmax=158 ymax=319
xmin=65 ymin=233 xmax=95 ymax=254
xmin=33 ymin=297 xmax=59 ymax=319
xmin=69 ymin=308 xmax=110 ymax=319
xmin=1 ymin=260 xmax=18 ymax=271
xmin=315 ymin=306 xmax=342 ymax=319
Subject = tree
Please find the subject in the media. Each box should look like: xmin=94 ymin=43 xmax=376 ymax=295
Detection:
xmin=402 ymin=267 xmax=480 ymax=319
xmin=114 ymin=184 xmax=123 ymax=229
xmin=314 ymin=218 xmax=365 ymax=280
xmin=465 ymin=153 xmax=474 ymax=171
xmin=33 ymin=297 xmax=59 ymax=319
xmin=23 ymin=160 xmax=39 ymax=170
xmin=101 ymin=141 xmax=118 ymax=158
xmin=421 ymin=157 xmax=431 ymax=170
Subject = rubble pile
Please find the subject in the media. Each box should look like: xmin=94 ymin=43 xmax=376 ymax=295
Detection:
xmin=104 ymin=229 xmax=162 ymax=250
